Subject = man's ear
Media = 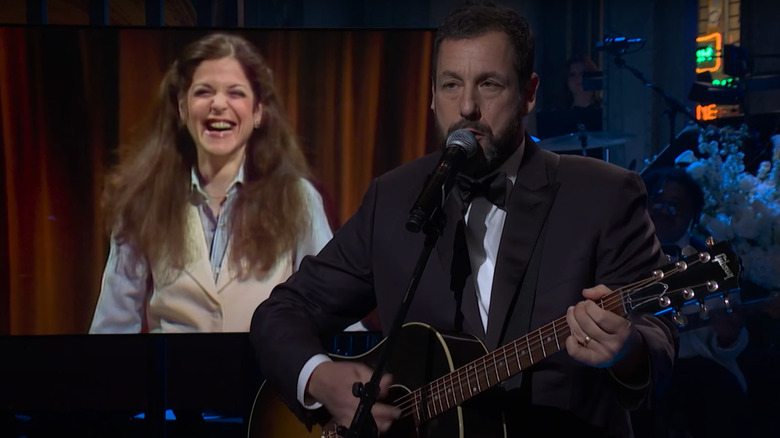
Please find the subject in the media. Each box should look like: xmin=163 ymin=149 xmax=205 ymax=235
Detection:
xmin=520 ymin=73 xmax=540 ymax=116
xmin=430 ymin=81 xmax=436 ymax=112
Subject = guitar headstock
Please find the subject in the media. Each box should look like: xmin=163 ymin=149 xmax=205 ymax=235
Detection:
xmin=622 ymin=240 xmax=742 ymax=327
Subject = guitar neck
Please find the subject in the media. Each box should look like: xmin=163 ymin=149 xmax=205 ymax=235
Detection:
xmin=408 ymin=295 xmax=627 ymax=423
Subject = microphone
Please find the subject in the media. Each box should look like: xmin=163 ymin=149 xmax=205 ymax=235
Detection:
xmin=595 ymin=35 xmax=646 ymax=54
xmin=406 ymin=129 xmax=479 ymax=233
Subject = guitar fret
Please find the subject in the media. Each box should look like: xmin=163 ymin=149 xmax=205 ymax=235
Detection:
xmin=480 ymin=355 xmax=489 ymax=388
xmin=525 ymin=335 xmax=534 ymax=364
xmin=413 ymin=392 xmax=421 ymax=424
xmin=436 ymin=382 xmax=444 ymax=414
xmin=425 ymin=390 xmax=432 ymax=420
xmin=493 ymin=352 xmax=500 ymax=384
xmin=441 ymin=376 xmax=451 ymax=410
xmin=553 ymin=322 xmax=560 ymax=350
xmin=499 ymin=349 xmax=509 ymax=380
xmin=509 ymin=346 xmax=520 ymax=375
xmin=538 ymin=327 xmax=546 ymax=357
xmin=470 ymin=364 xmax=479 ymax=394
xmin=428 ymin=387 xmax=437 ymax=418
xmin=457 ymin=371 xmax=465 ymax=403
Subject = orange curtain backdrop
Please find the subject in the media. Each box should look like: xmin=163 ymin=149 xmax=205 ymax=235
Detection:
xmin=248 ymin=29 xmax=435 ymax=225
xmin=0 ymin=27 xmax=434 ymax=335
xmin=1 ymin=27 xmax=114 ymax=334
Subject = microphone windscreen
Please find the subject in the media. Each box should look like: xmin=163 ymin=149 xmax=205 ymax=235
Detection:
xmin=446 ymin=129 xmax=480 ymax=158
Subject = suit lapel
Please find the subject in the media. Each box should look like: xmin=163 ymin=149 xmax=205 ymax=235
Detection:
xmin=485 ymin=139 xmax=560 ymax=350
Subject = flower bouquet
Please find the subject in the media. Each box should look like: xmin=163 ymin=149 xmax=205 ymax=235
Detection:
xmin=676 ymin=126 xmax=780 ymax=292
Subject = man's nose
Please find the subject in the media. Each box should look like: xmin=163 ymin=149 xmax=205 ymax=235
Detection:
xmin=459 ymin=87 xmax=480 ymax=120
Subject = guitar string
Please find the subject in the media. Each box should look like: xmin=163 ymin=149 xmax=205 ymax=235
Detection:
xmin=391 ymin=259 xmax=705 ymax=420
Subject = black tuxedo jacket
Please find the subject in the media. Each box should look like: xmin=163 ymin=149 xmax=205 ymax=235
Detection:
xmin=251 ymin=138 xmax=676 ymax=436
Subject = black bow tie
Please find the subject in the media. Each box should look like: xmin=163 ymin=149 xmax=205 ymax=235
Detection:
xmin=456 ymin=172 xmax=508 ymax=209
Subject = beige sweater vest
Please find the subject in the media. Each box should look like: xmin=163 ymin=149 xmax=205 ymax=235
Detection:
xmin=146 ymin=205 xmax=293 ymax=332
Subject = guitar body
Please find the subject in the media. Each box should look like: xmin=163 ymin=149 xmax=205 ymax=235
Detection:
xmin=248 ymin=322 xmax=506 ymax=438
xmin=249 ymin=381 xmax=321 ymax=438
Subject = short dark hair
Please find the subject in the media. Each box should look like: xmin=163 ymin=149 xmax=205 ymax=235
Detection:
xmin=642 ymin=167 xmax=705 ymax=227
xmin=432 ymin=0 xmax=534 ymax=86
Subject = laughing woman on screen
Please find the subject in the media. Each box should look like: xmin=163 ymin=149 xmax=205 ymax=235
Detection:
xmin=90 ymin=33 xmax=332 ymax=333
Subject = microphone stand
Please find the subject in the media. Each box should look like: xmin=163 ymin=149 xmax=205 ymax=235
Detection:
xmin=577 ymin=123 xmax=588 ymax=157
xmin=610 ymin=54 xmax=707 ymax=171
xmin=339 ymin=207 xmax=447 ymax=438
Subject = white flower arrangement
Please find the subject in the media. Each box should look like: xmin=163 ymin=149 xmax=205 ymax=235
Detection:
xmin=676 ymin=126 xmax=780 ymax=291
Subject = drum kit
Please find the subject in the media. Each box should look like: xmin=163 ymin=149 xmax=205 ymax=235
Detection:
xmin=536 ymin=129 xmax=634 ymax=164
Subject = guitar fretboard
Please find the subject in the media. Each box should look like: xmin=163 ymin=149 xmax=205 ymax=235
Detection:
xmin=395 ymin=274 xmax=665 ymax=425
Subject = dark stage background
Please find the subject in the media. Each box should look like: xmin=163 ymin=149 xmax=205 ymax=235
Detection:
xmin=1 ymin=1 xmax=780 ymax=438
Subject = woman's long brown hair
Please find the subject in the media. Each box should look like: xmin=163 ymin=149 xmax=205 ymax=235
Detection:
xmin=104 ymin=33 xmax=311 ymax=280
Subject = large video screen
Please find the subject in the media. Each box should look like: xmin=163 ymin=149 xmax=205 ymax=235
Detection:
xmin=0 ymin=26 xmax=437 ymax=335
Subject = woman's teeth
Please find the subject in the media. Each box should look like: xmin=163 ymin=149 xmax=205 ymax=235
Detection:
xmin=208 ymin=121 xmax=233 ymax=131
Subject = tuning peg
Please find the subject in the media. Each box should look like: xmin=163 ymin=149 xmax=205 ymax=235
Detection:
xmin=682 ymin=288 xmax=695 ymax=300
xmin=672 ymin=310 xmax=688 ymax=327
xmin=699 ymin=302 xmax=710 ymax=320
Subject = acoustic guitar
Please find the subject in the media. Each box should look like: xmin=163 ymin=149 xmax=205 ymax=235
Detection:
xmin=248 ymin=241 xmax=741 ymax=438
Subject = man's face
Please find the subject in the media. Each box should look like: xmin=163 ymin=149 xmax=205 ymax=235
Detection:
xmin=431 ymin=31 xmax=538 ymax=175
xmin=648 ymin=181 xmax=695 ymax=244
